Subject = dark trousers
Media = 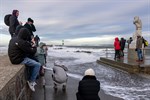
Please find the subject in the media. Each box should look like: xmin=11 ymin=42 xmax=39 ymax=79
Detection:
xmin=114 ymin=50 xmax=120 ymax=59
xmin=120 ymin=50 xmax=124 ymax=57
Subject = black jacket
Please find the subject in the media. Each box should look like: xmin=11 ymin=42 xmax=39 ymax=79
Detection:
xmin=8 ymin=28 xmax=37 ymax=64
xmin=120 ymin=38 xmax=126 ymax=50
xmin=24 ymin=23 xmax=36 ymax=41
xmin=9 ymin=15 xmax=19 ymax=34
xmin=76 ymin=76 xmax=100 ymax=100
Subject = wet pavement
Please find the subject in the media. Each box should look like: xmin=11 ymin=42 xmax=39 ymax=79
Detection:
xmin=32 ymin=68 xmax=123 ymax=100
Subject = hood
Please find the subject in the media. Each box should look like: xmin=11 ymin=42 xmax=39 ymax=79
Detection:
xmin=18 ymin=28 xmax=30 ymax=40
xmin=39 ymin=42 xmax=46 ymax=48
xmin=115 ymin=37 xmax=119 ymax=41
xmin=12 ymin=10 xmax=18 ymax=17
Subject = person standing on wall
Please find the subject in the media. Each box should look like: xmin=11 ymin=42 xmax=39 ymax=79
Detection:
xmin=24 ymin=18 xmax=36 ymax=42
xmin=8 ymin=28 xmax=41 ymax=91
xmin=9 ymin=10 xmax=20 ymax=37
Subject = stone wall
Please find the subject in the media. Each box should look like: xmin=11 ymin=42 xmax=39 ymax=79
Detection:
xmin=0 ymin=55 xmax=32 ymax=100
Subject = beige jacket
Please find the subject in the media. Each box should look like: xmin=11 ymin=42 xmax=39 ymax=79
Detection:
xmin=136 ymin=37 xmax=143 ymax=49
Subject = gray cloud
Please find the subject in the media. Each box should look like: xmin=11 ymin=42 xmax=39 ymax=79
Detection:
xmin=0 ymin=0 xmax=149 ymax=45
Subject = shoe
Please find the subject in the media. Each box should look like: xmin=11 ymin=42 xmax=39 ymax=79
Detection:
xmin=27 ymin=81 xmax=35 ymax=92
xmin=33 ymin=82 xmax=37 ymax=86
xmin=120 ymin=56 xmax=124 ymax=59
xmin=53 ymin=83 xmax=57 ymax=91
xmin=40 ymin=66 xmax=45 ymax=76
xmin=62 ymin=85 xmax=66 ymax=91
xmin=41 ymin=77 xmax=45 ymax=86
xmin=136 ymin=60 xmax=140 ymax=62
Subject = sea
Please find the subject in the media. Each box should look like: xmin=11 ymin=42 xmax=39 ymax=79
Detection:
xmin=1 ymin=45 xmax=150 ymax=100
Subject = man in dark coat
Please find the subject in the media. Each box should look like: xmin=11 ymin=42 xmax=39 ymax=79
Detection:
xmin=76 ymin=68 xmax=100 ymax=100
xmin=24 ymin=18 xmax=36 ymax=41
xmin=120 ymin=37 xmax=126 ymax=57
xmin=9 ymin=10 xmax=20 ymax=37
xmin=8 ymin=28 xmax=41 ymax=92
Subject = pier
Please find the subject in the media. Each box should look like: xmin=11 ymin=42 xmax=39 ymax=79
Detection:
xmin=97 ymin=48 xmax=150 ymax=74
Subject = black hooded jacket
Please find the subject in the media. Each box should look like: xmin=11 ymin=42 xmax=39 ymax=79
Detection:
xmin=76 ymin=76 xmax=100 ymax=100
xmin=8 ymin=28 xmax=37 ymax=64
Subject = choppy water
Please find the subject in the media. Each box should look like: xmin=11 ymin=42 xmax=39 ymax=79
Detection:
xmin=46 ymin=46 xmax=150 ymax=100
xmin=1 ymin=46 xmax=150 ymax=100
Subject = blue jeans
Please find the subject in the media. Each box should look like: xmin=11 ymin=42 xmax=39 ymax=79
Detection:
xmin=137 ymin=49 xmax=143 ymax=60
xmin=21 ymin=57 xmax=41 ymax=82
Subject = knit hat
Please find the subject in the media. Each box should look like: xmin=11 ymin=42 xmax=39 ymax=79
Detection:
xmin=28 ymin=18 xmax=34 ymax=23
xmin=84 ymin=68 xmax=95 ymax=76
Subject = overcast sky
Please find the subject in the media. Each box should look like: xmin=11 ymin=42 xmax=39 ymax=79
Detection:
xmin=0 ymin=0 xmax=150 ymax=46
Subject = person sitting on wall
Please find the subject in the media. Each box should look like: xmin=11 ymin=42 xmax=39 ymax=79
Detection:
xmin=8 ymin=28 xmax=41 ymax=92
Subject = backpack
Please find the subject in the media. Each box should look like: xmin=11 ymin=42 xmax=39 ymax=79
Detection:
xmin=143 ymin=38 xmax=148 ymax=47
xmin=144 ymin=40 xmax=148 ymax=46
xmin=4 ymin=14 xmax=12 ymax=26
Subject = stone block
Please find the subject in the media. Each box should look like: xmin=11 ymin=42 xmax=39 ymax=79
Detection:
xmin=0 ymin=56 xmax=32 ymax=100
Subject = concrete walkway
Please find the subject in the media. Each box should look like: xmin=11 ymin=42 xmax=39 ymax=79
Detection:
xmin=32 ymin=69 xmax=123 ymax=100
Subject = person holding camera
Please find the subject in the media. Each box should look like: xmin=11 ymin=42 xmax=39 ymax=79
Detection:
xmin=24 ymin=18 xmax=36 ymax=42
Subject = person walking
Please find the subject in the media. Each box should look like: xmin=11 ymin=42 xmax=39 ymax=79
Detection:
xmin=9 ymin=10 xmax=20 ymax=37
xmin=114 ymin=37 xmax=121 ymax=60
xmin=136 ymin=35 xmax=143 ymax=62
xmin=8 ymin=28 xmax=41 ymax=92
xmin=76 ymin=68 xmax=100 ymax=100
